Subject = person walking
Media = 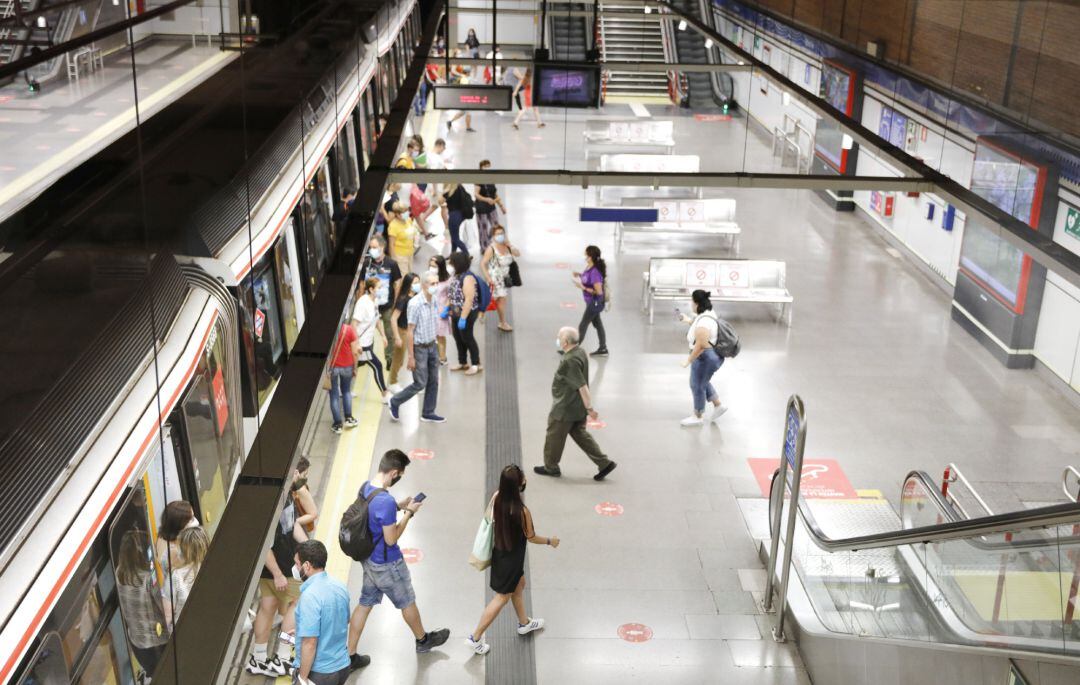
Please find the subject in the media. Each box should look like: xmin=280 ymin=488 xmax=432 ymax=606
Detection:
xmin=679 ymin=289 xmax=729 ymax=427
xmin=352 ymin=277 xmax=392 ymax=403
xmin=571 ymin=245 xmax=609 ymax=356
xmin=327 ymin=321 xmax=360 ymax=435
xmin=387 ymin=202 xmax=417 ymax=276
xmin=388 ymin=273 xmax=418 ymax=390
xmin=347 ymin=450 xmax=451 ymax=663
xmin=473 ymin=160 xmax=505 ymax=253
xmin=533 ymin=327 xmax=617 ymax=480
xmin=360 ymin=236 xmax=402 ymax=368
xmin=448 ymin=251 xmax=481 ymax=374
xmin=293 ymin=540 xmax=363 ymax=685
xmin=512 ymin=68 xmax=545 ymax=130
xmin=388 ymin=273 xmax=445 ymax=423
xmin=447 ymin=50 xmax=476 ymax=133
xmin=466 ymin=465 xmax=556 ymax=655
xmin=165 ymin=526 xmax=209 ymax=628
xmin=440 ymin=183 xmax=474 ymax=254
xmin=292 ymin=456 xmax=319 ymax=535
xmin=428 ymin=255 xmax=452 ymax=364
xmin=480 ymin=225 xmax=519 ymax=332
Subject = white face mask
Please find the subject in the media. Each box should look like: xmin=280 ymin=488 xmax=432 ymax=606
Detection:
xmin=428 ymin=266 xmax=439 ymax=275
xmin=447 ymin=265 xmax=456 ymax=276
xmin=291 ymin=564 xmax=303 ymax=581
xmin=370 ymin=247 xmax=382 ymax=260
xmin=494 ymin=234 xmax=506 ymax=244
xmin=411 ymin=282 xmax=422 ymax=294
xmin=555 ymin=337 xmax=562 ymax=350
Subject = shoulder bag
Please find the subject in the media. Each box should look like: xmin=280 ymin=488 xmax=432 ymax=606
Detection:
xmin=468 ymin=495 xmax=496 ymax=571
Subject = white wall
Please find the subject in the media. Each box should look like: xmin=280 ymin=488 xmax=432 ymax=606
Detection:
xmin=130 ymin=0 xmax=233 ymax=42
xmin=454 ymin=0 xmax=539 ymax=47
xmin=1034 ymin=191 xmax=1080 ymax=391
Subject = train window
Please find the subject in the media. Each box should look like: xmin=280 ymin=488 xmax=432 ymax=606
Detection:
xmin=241 ymin=255 xmax=287 ymax=396
xmin=16 ymin=632 xmax=67 ymax=684
xmin=314 ymin=160 xmax=337 ymax=249
xmin=272 ymin=237 xmax=300 ymax=351
xmin=362 ymin=89 xmax=377 ymax=155
xmin=352 ymin=107 xmax=369 ymax=171
xmin=334 ymin=124 xmax=360 ymax=195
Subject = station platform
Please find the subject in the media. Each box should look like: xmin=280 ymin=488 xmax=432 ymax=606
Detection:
xmin=225 ymin=106 xmax=1080 ymax=684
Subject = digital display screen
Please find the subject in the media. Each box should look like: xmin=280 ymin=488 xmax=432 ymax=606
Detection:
xmin=532 ymin=64 xmax=600 ymax=108
xmin=821 ymin=63 xmax=854 ymax=114
xmin=959 ymin=218 xmax=1025 ymax=307
xmin=433 ymin=85 xmax=513 ymax=111
xmin=813 ymin=61 xmax=857 ymax=173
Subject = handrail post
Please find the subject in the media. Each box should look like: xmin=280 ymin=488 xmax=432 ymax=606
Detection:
xmin=762 ymin=394 xmax=806 ymax=636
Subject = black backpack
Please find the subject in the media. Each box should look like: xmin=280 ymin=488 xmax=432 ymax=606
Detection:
xmin=458 ymin=186 xmax=475 ymax=220
xmin=339 ymin=485 xmax=385 ymax=561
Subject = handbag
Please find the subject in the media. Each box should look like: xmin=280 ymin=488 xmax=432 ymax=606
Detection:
xmin=508 ymin=260 xmax=522 ymax=287
xmin=468 ymin=496 xmax=496 ymax=571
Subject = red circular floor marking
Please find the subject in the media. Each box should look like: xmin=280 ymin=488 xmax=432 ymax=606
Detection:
xmin=402 ymin=548 xmax=424 ymax=564
xmin=529 ymin=135 xmax=543 ymax=141
xmin=595 ymin=502 xmax=624 ymax=517
xmin=554 ymin=262 xmax=570 ymax=269
xmin=409 ymin=448 xmax=435 ymax=461
xmin=560 ymin=302 xmax=577 ymax=309
xmin=541 ymin=199 xmax=556 ymax=205
xmin=618 ymin=623 xmax=653 ymax=642
xmin=547 ymin=228 xmax=562 ymax=234
xmin=586 ymin=418 xmax=606 ymax=429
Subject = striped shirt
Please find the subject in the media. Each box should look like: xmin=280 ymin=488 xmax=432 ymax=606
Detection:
xmin=406 ymin=293 xmax=438 ymax=344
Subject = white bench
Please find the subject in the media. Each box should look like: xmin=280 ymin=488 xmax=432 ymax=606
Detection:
xmin=596 ymin=153 xmax=702 ymax=205
xmin=640 ymin=257 xmax=792 ymax=325
xmin=584 ymin=119 xmax=676 ymax=161
xmin=615 ymin=198 xmax=741 ymax=254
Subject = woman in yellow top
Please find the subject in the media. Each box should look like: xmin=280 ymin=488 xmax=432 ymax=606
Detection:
xmin=387 ymin=201 xmax=417 ymax=275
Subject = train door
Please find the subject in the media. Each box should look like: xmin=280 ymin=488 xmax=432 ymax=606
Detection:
xmin=335 ymin=123 xmax=361 ymax=196
xmin=314 ymin=159 xmax=337 ymax=250
xmin=238 ymin=253 xmax=287 ymax=408
xmin=362 ymin=89 xmax=378 ymax=156
xmin=273 ymin=231 xmax=302 ymax=351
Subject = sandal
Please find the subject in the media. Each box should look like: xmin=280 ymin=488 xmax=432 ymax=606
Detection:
xmin=498 ymin=324 xmax=514 ymax=332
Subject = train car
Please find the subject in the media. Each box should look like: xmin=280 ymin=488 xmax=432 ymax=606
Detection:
xmin=1 ymin=0 xmax=421 ymax=681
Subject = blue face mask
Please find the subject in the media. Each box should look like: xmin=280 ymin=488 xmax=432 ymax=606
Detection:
xmin=411 ymin=281 xmax=422 ymax=294
xmin=494 ymin=234 xmax=506 ymax=244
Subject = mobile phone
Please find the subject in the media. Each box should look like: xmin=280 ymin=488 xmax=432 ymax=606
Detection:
xmin=413 ymin=492 xmax=427 ymax=503
xmin=674 ymin=307 xmax=682 ymax=320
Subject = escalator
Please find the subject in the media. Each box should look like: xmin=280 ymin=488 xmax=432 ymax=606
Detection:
xmin=666 ymin=0 xmax=732 ymax=109
xmin=549 ymin=3 xmax=588 ymax=62
xmin=761 ymin=463 xmax=1080 ymax=680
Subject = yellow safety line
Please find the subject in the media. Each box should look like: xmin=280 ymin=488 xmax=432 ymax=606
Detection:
xmin=0 ymin=50 xmax=235 ymax=209
xmin=419 ymin=99 xmax=441 ymax=145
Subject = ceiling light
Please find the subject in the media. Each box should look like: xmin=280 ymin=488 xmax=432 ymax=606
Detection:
xmin=643 ymin=6 xmax=651 ymax=13
xmin=704 ymin=38 xmax=713 ymax=49
xmin=36 ymin=15 xmax=47 ymax=28
xmin=782 ymin=91 xmax=791 ymax=106
xmin=842 ymin=134 xmax=854 ymax=150
xmin=678 ymin=20 xmax=687 ymax=31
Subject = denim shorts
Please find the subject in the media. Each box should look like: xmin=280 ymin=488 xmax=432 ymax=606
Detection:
xmin=359 ymin=557 xmax=416 ymax=609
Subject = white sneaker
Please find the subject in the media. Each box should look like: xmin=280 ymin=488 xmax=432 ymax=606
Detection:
xmin=464 ymin=365 xmax=480 ymax=376
xmin=710 ymin=405 xmax=729 ymax=423
xmin=680 ymin=415 xmax=704 ymax=427
xmin=517 ymin=618 xmax=545 ymax=635
xmin=382 ymin=392 xmax=393 ymax=405
xmin=245 ymin=655 xmax=292 ymax=677
xmin=467 ymin=635 xmax=491 ymax=655
xmin=389 ymin=383 xmax=403 ymax=393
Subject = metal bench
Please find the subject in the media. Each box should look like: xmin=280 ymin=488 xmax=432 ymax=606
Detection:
xmin=615 ymin=198 xmax=741 ymax=254
xmin=584 ymin=119 xmax=676 ymax=162
xmin=640 ymin=257 xmax=792 ymax=325
xmin=596 ymin=153 xmax=702 ymax=205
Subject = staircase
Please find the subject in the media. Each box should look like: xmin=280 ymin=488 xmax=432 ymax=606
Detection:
xmin=598 ymin=1 xmax=668 ymax=99
xmin=667 ymin=0 xmax=732 ymax=109
xmin=0 ymin=0 xmax=35 ymax=67
xmin=549 ymin=3 xmax=588 ymax=62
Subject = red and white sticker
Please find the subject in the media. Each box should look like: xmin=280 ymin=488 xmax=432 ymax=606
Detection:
xmin=694 ymin=114 xmax=732 ymax=122
xmin=541 ymin=199 xmax=556 ymax=205
xmin=595 ymin=502 xmax=624 ymax=517
xmin=253 ymin=308 xmax=266 ymax=339
xmin=554 ymin=262 xmax=570 ymax=269
xmin=560 ymin=302 xmax=577 ymax=309
xmin=618 ymin=623 xmax=653 ymax=642
xmin=586 ymin=417 xmax=606 ymax=429
xmin=547 ymin=228 xmax=562 ymax=234
xmin=746 ymin=458 xmax=857 ymax=499
xmin=409 ymin=448 xmax=436 ymax=461
xmin=0 ymin=166 xmax=15 ymax=172
xmin=402 ymin=548 xmax=424 ymax=564
xmin=529 ymin=135 xmax=543 ymax=141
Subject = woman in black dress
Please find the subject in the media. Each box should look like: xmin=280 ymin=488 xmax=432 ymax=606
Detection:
xmin=466 ymin=465 xmax=560 ymax=655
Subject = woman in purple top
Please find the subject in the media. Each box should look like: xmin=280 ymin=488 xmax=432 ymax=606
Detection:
xmin=571 ymin=245 xmax=609 ymax=356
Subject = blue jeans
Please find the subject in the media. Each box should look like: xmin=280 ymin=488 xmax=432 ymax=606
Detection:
xmin=690 ymin=349 xmax=723 ymax=414
xmin=329 ymin=365 xmax=354 ymax=426
xmin=447 ymin=209 xmax=468 ymax=253
xmin=390 ymin=342 xmax=439 ymax=416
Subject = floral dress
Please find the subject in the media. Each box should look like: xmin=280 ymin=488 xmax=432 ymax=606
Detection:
xmin=488 ymin=248 xmax=515 ymax=298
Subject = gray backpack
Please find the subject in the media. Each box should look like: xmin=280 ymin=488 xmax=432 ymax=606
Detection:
xmin=705 ymin=312 xmax=740 ymax=358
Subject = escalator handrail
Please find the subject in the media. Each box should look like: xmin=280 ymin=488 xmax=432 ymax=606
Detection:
xmin=768 ymin=467 xmax=1080 ymax=553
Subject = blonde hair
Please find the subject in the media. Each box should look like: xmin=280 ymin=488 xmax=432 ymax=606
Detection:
xmin=177 ymin=526 xmax=210 ymax=571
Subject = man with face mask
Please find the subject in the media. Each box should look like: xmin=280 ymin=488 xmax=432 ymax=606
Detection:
xmin=388 ymin=272 xmax=445 ymax=423
xmin=533 ymin=327 xmax=618 ymax=481
xmin=360 ymin=235 xmax=401 ymax=368
xmin=347 ymin=450 xmax=450 ymax=666
xmin=293 ymin=540 xmax=355 ymax=685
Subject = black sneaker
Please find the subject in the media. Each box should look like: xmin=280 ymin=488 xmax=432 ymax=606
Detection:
xmin=330 ymin=424 xmax=343 ymax=435
xmin=595 ymin=462 xmax=618 ymax=481
xmin=591 ymin=348 xmax=609 ymax=357
xmin=446 ymin=121 xmax=452 ymax=132
xmin=416 ymin=628 xmax=451 ymax=653
xmin=533 ymin=466 xmax=561 ymax=477
xmin=349 ymin=653 xmax=372 ymax=671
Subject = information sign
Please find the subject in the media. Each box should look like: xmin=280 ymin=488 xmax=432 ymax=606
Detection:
xmin=656 ymin=201 xmax=678 ymax=222
xmin=433 ymin=85 xmax=513 ymax=111
xmin=1066 ymin=206 xmax=1080 ymax=240
xmin=684 ymin=262 xmax=717 ymax=287
xmin=720 ymin=264 xmax=749 ymax=289
xmin=679 ymin=200 xmax=705 ymax=223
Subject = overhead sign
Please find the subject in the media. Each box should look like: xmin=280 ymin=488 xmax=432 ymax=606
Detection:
xmin=579 ymin=207 xmax=659 ymax=222
xmin=433 ymin=85 xmax=513 ymax=111
xmin=1066 ymin=206 xmax=1080 ymax=240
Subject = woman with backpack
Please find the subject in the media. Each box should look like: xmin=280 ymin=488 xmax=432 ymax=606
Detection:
xmin=571 ymin=245 xmax=609 ymax=357
xmin=678 ymin=289 xmax=729 ymax=427
xmin=466 ymin=464 xmax=557 ymax=655
xmin=440 ymin=183 xmax=474 ymax=255
xmin=448 ymin=251 xmax=482 ymax=375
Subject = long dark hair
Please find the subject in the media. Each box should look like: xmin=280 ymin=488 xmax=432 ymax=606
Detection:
xmin=430 ymin=255 xmax=450 ymax=282
xmin=159 ymin=500 xmax=194 ymax=542
xmin=396 ymin=273 xmax=417 ymax=308
xmin=493 ymin=465 xmax=526 ymax=551
xmin=585 ymin=245 xmax=606 ymax=279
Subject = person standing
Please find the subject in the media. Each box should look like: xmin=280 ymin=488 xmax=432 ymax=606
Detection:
xmin=428 ymin=255 xmax=452 ymax=364
xmin=361 ymin=236 xmax=402 ymax=369
xmin=388 ymin=273 xmax=418 ymax=390
xmin=293 ymin=540 xmax=362 ymax=685
xmin=388 ymin=272 xmax=445 ymax=423
xmin=165 ymin=526 xmax=209 ymax=628
xmin=351 ymin=277 xmax=392 ymax=403
xmin=448 ymin=251 xmax=481 ymax=374
xmin=480 ymin=225 xmax=519 ymax=332
xmin=534 ymin=327 xmax=617 ymax=480
xmin=466 ymin=465 xmax=556 ymax=655
xmin=327 ymin=322 xmax=360 ymax=435
xmin=571 ymin=245 xmax=609 ymax=356
xmin=464 ymin=27 xmax=481 ymax=57
xmin=473 ymin=160 xmax=506 ymax=253
xmin=347 ymin=450 xmax=451 ymax=663
xmin=440 ymin=183 xmax=474 ymax=255
xmin=679 ymin=289 xmax=729 ymax=427
xmin=387 ymin=202 xmax=417 ymax=276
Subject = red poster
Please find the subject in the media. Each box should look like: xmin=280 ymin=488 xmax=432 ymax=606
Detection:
xmin=253 ymin=308 xmax=266 ymax=340
xmin=212 ymin=367 xmax=229 ymax=436
xmin=746 ymin=458 xmax=857 ymax=499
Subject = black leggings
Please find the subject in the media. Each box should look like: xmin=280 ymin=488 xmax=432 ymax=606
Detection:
xmin=451 ymin=310 xmax=481 ymax=365
xmin=357 ymin=344 xmax=387 ymax=392
xmin=578 ymin=299 xmax=607 ymax=349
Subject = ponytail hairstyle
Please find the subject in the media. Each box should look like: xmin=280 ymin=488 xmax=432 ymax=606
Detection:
xmin=691 ymin=289 xmax=713 ymax=313
xmin=585 ymin=245 xmax=606 ymax=279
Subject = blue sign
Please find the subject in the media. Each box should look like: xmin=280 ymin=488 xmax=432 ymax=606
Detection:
xmin=878 ymin=107 xmax=892 ymax=141
xmin=784 ymin=407 xmax=800 ymax=470
xmin=579 ymin=207 xmax=660 ymax=223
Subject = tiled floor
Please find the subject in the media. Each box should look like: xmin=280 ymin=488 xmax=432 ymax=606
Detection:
xmin=0 ymin=40 xmax=232 ymax=222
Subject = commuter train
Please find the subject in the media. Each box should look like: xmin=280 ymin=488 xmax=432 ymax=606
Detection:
xmin=1 ymin=0 xmax=422 ymax=681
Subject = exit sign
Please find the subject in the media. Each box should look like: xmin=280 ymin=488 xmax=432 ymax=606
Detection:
xmin=1066 ymin=206 xmax=1080 ymax=240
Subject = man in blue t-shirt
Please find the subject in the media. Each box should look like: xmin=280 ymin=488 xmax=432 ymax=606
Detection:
xmin=293 ymin=540 xmax=352 ymax=685
xmin=346 ymin=449 xmax=450 ymax=669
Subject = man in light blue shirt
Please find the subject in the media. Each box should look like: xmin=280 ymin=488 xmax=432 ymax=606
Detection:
xmin=293 ymin=540 xmax=363 ymax=684
xmin=388 ymin=272 xmax=445 ymax=423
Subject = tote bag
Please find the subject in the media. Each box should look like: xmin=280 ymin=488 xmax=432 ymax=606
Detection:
xmin=468 ymin=496 xmax=496 ymax=571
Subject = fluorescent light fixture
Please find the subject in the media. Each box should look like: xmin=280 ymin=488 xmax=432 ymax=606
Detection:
xmin=112 ymin=0 xmax=119 ymax=5
xmin=704 ymin=38 xmax=713 ymax=49
xmin=36 ymin=15 xmax=47 ymax=28
xmin=842 ymin=134 xmax=854 ymax=150
xmin=781 ymin=91 xmax=791 ymax=106
xmin=737 ymin=60 xmax=745 ymax=66
xmin=643 ymin=5 xmax=651 ymax=13
xmin=678 ymin=20 xmax=687 ymax=31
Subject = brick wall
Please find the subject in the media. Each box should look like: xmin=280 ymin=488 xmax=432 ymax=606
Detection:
xmin=745 ymin=0 xmax=1080 ymax=140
